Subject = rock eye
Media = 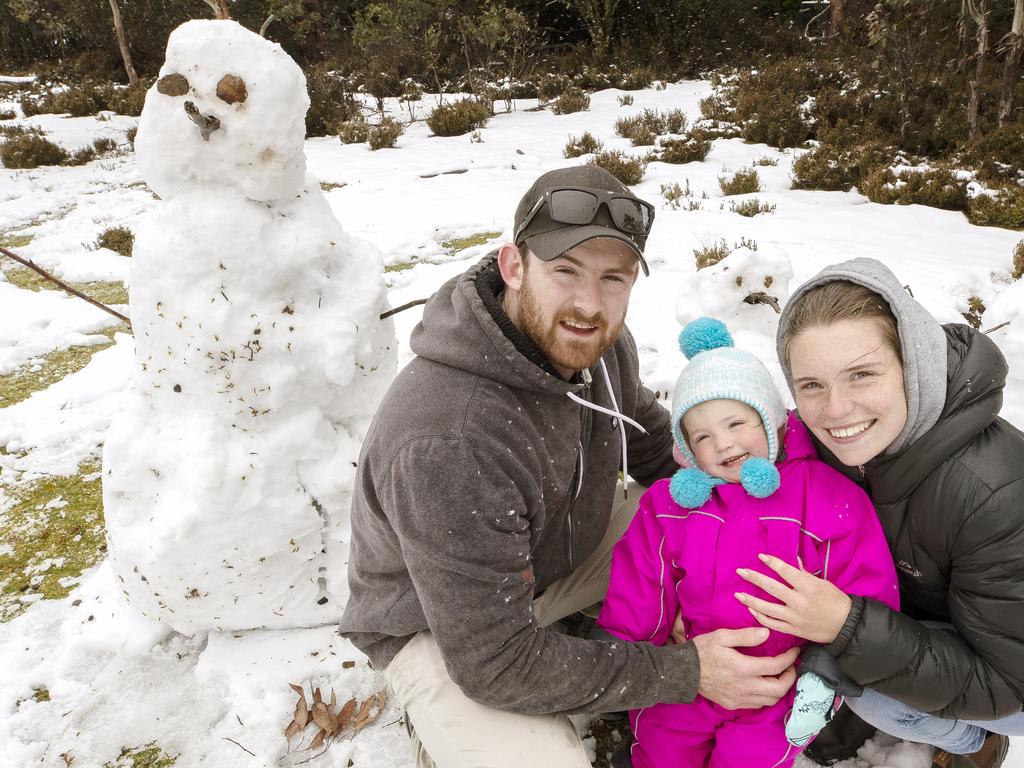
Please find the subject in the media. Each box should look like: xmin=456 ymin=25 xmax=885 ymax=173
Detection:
xmin=157 ymin=73 xmax=189 ymax=97
xmin=216 ymin=74 xmax=247 ymax=105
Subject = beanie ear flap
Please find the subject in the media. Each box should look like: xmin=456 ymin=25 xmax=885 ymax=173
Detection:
xmin=670 ymin=467 xmax=718 ymax=508
xmin=740 ymin=458 xmax=781 ymax=499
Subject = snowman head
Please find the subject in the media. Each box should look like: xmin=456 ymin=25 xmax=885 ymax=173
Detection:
xmin=135 ymin=19 xmax=309 ymax=202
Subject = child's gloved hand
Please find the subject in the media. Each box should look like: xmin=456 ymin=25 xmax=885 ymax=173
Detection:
xmin=785 ymin=672 xmax=838 ymax=747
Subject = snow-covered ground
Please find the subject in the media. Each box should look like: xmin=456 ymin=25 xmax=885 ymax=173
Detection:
xmin=1 ymin=79 xmax=1021 ymax=767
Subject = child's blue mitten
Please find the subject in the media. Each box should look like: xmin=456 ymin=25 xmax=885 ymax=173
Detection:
xmin=785 ymin=672 xmax=838 ymax=747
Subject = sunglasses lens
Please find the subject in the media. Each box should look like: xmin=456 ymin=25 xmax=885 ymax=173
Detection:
xmin=549 ymin=189 xmax=599 ymax=225
xmin=608 ymin=198 xmax=652 ymax=235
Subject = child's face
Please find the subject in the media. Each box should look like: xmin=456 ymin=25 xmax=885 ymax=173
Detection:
xmin=682 ymin=399 xmax=770 ymax=484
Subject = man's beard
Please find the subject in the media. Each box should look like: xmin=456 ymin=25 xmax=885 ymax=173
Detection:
xmin=517 ymin=276 xmax=623 ymax=375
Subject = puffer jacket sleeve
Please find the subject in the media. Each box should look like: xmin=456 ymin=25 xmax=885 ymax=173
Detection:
xmin=597 ymin=489 xmax=680 ymax=647
xmin=382 ymin=434 xmax=700 ymax=715
xmin=831 ymin=480 xmax=1024 ymax=719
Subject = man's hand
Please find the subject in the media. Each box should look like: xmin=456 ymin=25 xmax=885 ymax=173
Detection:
xmin=693 ymin=627 xmax=799 ymax=710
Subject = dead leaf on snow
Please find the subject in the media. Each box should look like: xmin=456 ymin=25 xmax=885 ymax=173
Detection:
xmin=285 ymin=719 xmax=302 ymax=741
xmin=311 ymin=701 xmax=334 ymax=734
xmin=310 ymin=728 xmax=326 ymax=750
xmin=294 ymin=694 xmax=308 ymax=728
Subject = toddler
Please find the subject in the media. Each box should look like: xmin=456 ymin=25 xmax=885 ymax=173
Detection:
xmin=597 ymin=317 xmax=899 ymax=768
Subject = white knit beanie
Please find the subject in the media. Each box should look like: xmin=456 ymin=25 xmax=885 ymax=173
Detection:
xmin=671 ymin=317 xmax=788 ymax=469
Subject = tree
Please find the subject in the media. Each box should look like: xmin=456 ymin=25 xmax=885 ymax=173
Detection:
xmin=998 ymin=0 xmax=1024 ymax=126
xmin=963 ymin=0 xmax=991 ymax=139
xmin=563 ymin=0 xmax=617 ymax=59
xmin=107 ymin=0 xmax=139 ymax=86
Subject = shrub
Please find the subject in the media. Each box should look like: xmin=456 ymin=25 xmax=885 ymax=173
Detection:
xmin=339 ymin=118 xmax=369 ymax=144
xmin=961 ymin=126 xmax=1024 ymax=186
xmin=753 ymin=156 xmax=778 ymax=167
xmin=730 ymin=198 xmax=776 ymax=217
xmin=615 ymin=108 xmax=687 ymax=146
xmin=1 ymin=134 xmax=68 ymax=168
xmin=661 ymin=182 xmax=684 ymax=209
xmin=306 ymin=65 xmax=360 ymax=138
xmin=0 ymin=124 xmax=42 ymax=139
xmin=92 ymin=137 xmax=116 ymax=154
xmin=659 ymin=132 xmax=712 ymax=164
xmin=368 ymin=117 xmax=404 ymax=150
xmin=791 ymin=142 xmax=894 ymax=192
xmin=740 ymin=101 xmax=809 ymax=148
xmin=694 ymin=239 xmax=730 ymax=270
xmin=621 ymin=66 xmax=655 ymax=90
xmin=427 ymin=98 xmax=491 ymax=137
xmin=51 ymin=84 xmax=105 ymax=117
xmin=95 ymin=226 xmax=134 ymax=256
xmin=967 ymin=186 xmax=1024 ymax=230
xmin=538 ymin=73 xmax=570 ymax=102
xmin=588 ymin=150 xmax=646 ymax=186
xmin=67 ymin=146 xmax=96 ymax=165
xmin=664 ymin=109 xmax=687 ymax=135
xmin=699 ymin=94 xmax=733 ymax=122
xmin=617 ymin=94 xmax=634 ymax=107
xmin=0 ymin=110 xmax=14 ymax=120
xmin=1013 ymin=241 xmax=1024 ymax=280
xmin=125 ymin=126 xmax=137 ymax=148
xmin=552 ymin=86 xmax=590 ymax=115
xmin=719 ymin=168 xmax=760 ymax=196
xmin=961 ymin=296 xmax=986 ymax=329
xmin=861 ymin=167 xmax=968 ymax=212
xmin=100 ymin=82 xmax=149 ymax=117
xmin=563 ymin=131 xmax=603 ymax=158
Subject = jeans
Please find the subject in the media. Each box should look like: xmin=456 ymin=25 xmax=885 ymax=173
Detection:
xmin=847 ymin=687 xmax=1024 ymax=754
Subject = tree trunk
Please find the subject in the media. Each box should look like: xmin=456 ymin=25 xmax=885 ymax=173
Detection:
xmin=998 ymin=0 xmax=1024 ymax=127
xmin=107 ymin=0 xmax=138 ymax=87
xmin=830 ymin=0 xmax=847 ymax=37
xmin=966 ymin=0 xmax=990 ymax=139
xmin=203 ymin=0 xmax=231 ymax=20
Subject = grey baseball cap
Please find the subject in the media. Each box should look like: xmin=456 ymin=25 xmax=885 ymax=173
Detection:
xmin=513 ymin=165 xmax=651 ymax=276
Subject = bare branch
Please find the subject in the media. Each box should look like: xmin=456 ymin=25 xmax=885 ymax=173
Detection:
xmin=1 ymin=246 xmax=131 ymax=327
xmin=259 ymin=14 xmax=276 ymax=38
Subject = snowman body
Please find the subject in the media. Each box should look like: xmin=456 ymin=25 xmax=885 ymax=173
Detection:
xmin=104 ymin=20 xmax=395 ymax=633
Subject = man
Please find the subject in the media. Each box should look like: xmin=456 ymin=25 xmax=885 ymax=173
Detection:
xmin=340 ymin=165 xmax=798 ymax=767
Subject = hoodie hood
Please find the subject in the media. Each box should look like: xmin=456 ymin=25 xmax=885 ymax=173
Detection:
xmin=410 ymin=252 xmax=586 ymax=396
xmin=777 ymin=257 xmax=948 ymax=455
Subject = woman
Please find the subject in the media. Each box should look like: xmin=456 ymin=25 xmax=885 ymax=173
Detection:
xmin=734 ymin=257 xmax=1024 ymax=768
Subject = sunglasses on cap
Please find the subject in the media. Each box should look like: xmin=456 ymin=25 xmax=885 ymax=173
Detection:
xmin=513 ymin=186 xmax=656 ymax=246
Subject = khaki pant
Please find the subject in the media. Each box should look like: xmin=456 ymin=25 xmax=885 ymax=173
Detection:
xmin=383 ymin=483 xmax=646 ymax=768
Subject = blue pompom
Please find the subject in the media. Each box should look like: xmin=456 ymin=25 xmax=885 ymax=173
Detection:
xmin=670 ymin=467 xmax=716 ymax=508
xmin=679 ymin=317 xmax=734 ymax=360
xmin=740 ymin=457 xmax=781 ymax=499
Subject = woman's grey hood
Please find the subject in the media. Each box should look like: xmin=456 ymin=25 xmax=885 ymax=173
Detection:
xmin=776 ymin=257 xmax=948 ymax=455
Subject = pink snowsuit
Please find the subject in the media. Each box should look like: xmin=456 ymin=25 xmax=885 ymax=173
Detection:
xmin=598 ymin=413 xmax=900 ymax=768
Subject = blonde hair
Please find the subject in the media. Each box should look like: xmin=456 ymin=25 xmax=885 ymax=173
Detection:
xmin=780 ymin=280 xmax=902 ymax=368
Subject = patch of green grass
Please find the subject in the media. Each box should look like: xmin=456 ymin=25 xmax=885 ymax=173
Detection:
xmin=0 ymin=458 xmax=106 ymax=622
xmin=384 ymin=261 xmax=417 ymax=273
xmin=103 ymin=743 xmax=177 ymax=768
xmin=442 ymin=231 xmax=502 ymax=255
xmin=0 ymin=232 xmax=33 ymax=249
xmin=0 ymin=328 xmax=116 ymax=409
xmin=319 ymin=181 xmax=347 ymax=191
xmin=3 ymin=267 xmax=128 ymax=304
xmin=33 ymin=686 xmax=50 ymax=702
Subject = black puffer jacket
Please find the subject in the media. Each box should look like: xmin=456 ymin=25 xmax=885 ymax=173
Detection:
xmin=820 ymin=323 xmax=1024 ymax=720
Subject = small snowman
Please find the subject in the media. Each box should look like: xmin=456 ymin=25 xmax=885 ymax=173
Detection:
xmin=103 ymin=19 xmax=396 ymax=634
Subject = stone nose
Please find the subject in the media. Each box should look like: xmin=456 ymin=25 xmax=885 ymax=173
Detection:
xmin=183 ymin=100 xmax=221 ymax=141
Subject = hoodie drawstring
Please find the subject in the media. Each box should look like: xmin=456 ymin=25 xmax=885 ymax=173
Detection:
xmin=565 ymin=359 xmax=648 ymax=499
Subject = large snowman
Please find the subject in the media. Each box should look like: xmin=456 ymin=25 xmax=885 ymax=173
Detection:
xmin=103 ymin=19 xmax=396 ymax=634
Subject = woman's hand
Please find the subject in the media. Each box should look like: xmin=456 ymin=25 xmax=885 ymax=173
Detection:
xmin=734 ymin=554 xmax=853 ymax=644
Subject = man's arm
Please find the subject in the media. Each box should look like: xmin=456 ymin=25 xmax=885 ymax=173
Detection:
xmin=381 ymin=434 xmax=698 ymax=715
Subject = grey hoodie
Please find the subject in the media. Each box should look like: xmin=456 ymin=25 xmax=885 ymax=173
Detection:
xmin=339 ymin=254 xmax=699 ymax=714
xmin=777 ymin=257 xmax=948 ymax=454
